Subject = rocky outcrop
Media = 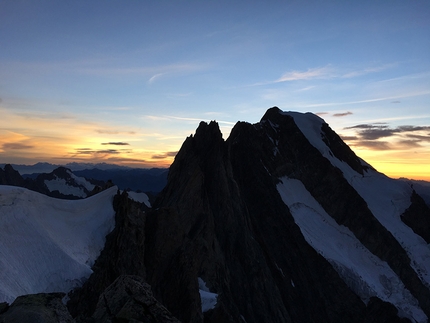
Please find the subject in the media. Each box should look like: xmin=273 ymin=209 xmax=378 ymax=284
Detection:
xmin=92 ymin=275 xmax=181 ymax=323
xmin=401 ymin=190 xmax=430 ymax=243
xmin=0 ymin=164 xmax=26 ymax=187
xmin=67 ymin=191 xmax=147 ymax=320
xmin=0 ymin=293 xmax=74 ymax=323
xmin=0 ymin=164 xmax=54 ymax=196
xmin=363 ymin=297 xmax=410 ymax=323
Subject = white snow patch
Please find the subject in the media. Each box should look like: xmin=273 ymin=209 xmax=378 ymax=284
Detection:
xmin=44 ymin=176 xmax=87 ymax=198
xmin=124 ymin=190 xmax=151 ymax=208
xmin=198 ymin=277 xmax=218 ymax=313
xmin=0 ymin=185 xmax=117 ymax=304
xmin=275 ymin=262 xmax=285 ymax=277
xmin=347 ymin=173 xmax=430 ymax=288
xmin=67 ymin=170 xmax=95 ymax=192
xmin=277 ymin=177 xmax=427 ymax=323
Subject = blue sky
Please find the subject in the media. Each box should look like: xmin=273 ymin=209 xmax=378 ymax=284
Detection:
xmin=1 ymin=0 xmax=429 ymax=179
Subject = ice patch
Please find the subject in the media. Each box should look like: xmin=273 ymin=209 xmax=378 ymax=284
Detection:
xmin=198 ymin=277 xmax=218 ymax=313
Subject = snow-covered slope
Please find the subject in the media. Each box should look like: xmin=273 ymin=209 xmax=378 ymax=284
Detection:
xmin=274 ymin=111 xmax=430 ymax=322
xmin=0 ymin=185 xmax=117 ymax=304
xmin=277 ymin=177 xmax=426 ymax=322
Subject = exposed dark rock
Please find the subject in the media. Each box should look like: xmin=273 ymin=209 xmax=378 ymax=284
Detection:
xmin=363 ymin=297 xmax=411 ymax=323
xmin=401 ymin=190 xmax=430 ymax=243
xmin=92 ymin=275 xmax=181 ymax=323
xmin=0 ymin=303 xmax=8 ymax=315
xmin=0 ymin=164 xmax=26 ymax=187
xmin=145 ymin=119 xmax=363 ymax=323
xmin=67 ymin=191 xmax=146 ymax=321
xmin=320 ymin=122 xmax=371 ymax=174
xmin=0 ymin=293 xmax=74 ymax=323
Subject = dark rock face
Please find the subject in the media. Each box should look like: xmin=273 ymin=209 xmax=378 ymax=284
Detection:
xmin=92 ymin=275 xmax=181 ymax=323
xmin=320 ymin=122 xmax=372 ymax=175
xmin=363 ymin=297 xmax=411 ymax=323
xmin=401 ymin=190 xmax=430 ymax=243
xmin=0 ymin=164 xmax=26 ymax=187
xmin=0 ymin=164 xmax=44 ymax=193
xmin=0 ymin=293 xmax=74 ymax=323
xmin=65 ymin=108 xmax=427 ymax=322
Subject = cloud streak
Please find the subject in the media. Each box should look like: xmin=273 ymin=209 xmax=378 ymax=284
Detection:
xmin=101 ymin=142 xmax=130 ymax=146
xmin=151 ymin=151 xmax=178 ymax=159
xmin=333 ymin=111 xmax=353 ymax=117
xmin=253 ymin=63 xmax=397 ymax=86
xmin=343 ymin=123 xmax=430 ymax=150
xmin=2 ymin=142 xmax=34 ymax=150
xmin=275 ymin=66 xmax=333 ymax=82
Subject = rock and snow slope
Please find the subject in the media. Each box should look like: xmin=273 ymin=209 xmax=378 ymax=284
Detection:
xmin=274 ymin=110 xmax=430 ymax=322
xmin=277 ymin=177 xmax=426 ymax=322
xmin=0 ymin=185 xmax=117 ymax=304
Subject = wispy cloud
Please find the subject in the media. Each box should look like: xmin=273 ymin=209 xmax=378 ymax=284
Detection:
xmin=343 ymin=123 xmax=430 ymax=151
xmin=80 ymin=62 xmax=208 ymax=79
xmin=275 ymin=66 xmax=333 ymax=83
xmin=96 ymin=129 xmax=136 ymax=135
xmin=151 ymin=151 xmax=178 ymax=159
xmin=333 ymin=111 xmax=353 ymax=117
xmin=101 ymin=142 xmax=130 ymax=146
xmin=350 ymin=140 xmax=392 ymax=150
xmin=254 ymin=63 xmax=398 ymax=86
xmin=148 ymin=73 xmax=165 ymax=84
xmin=341 ymin=63 xmax=396 ymax=78
xmin=301 ymin=90 xmax=430 ymax=108
xmin=2 ymin=142 xmax=34 ymax=150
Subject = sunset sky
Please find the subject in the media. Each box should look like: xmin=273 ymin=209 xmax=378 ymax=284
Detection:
xmin=1 ymin=1 xmax=429 ymax=180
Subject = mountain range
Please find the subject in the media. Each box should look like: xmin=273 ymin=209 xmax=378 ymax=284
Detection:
xmin=1 ymin=107 xmax=429 ymax=323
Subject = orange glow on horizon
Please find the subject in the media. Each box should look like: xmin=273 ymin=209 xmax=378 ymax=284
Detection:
xmin=349 ymin=145 xmax=430 ymax=182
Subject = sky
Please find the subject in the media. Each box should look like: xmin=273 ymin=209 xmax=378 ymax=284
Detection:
xmin=0 ymin=1 xmax=429 ymax=180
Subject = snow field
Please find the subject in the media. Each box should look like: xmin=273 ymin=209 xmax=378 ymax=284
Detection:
xmin=0 ymin=185 xmax=117 ymax=304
